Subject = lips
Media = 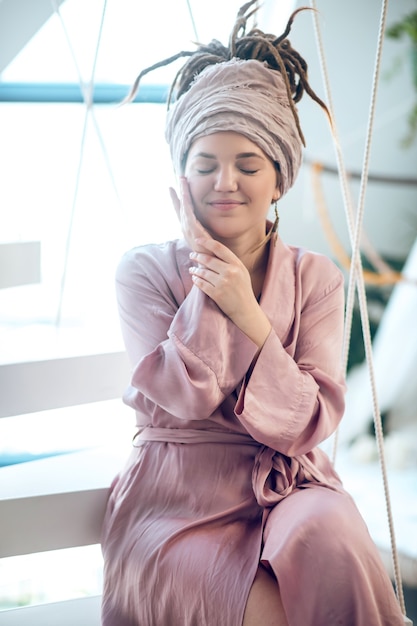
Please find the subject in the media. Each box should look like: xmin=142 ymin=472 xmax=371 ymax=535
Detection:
xmin=208 ymin=199 xmax=244 ymax=210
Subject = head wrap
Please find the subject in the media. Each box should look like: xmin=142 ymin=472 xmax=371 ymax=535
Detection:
xmin=165 ymin=58 xmax=303 ymax=196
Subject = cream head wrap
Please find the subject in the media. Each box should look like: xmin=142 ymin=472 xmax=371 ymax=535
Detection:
xmin=165 ymin=58 xmax=303 ymax=197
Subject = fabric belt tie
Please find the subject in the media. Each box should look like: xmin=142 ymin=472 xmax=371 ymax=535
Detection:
xmin=133 ymin=426 xmax=259 ymax=446
xmin=133 ymin=426 xmax=338 ymax=508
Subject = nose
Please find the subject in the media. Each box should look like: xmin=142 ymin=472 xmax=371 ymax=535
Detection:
xmin=213 ymin=166 xmax=238 ymax=192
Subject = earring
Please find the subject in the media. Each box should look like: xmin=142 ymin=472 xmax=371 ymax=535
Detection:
xmin=272 ymin=200 xmax=279 ymax=233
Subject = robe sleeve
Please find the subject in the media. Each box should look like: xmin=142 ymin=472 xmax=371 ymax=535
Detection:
xmin=116 ymin=245 xmax=259 ymax=420
xmin=235 ymin=253 xmax=346 ymax=457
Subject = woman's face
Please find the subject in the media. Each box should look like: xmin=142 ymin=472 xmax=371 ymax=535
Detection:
xmin=184 ymin=131 xmax=280 ymax=245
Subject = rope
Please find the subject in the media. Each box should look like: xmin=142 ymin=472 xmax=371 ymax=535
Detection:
xmin=308 ymin=2 xmax=361 ymax=414
xmin=54 ymin=7 xmax=123 ymax=209
xmin=185 ymin=0 xmax=199 ymax=42
xmin=310 ymin=162 xmax=416 ymax=286
xmin=310 ymin=0 xmax=407 ymax=617
xmin=52 ymin=0 xmax=122 ymax=325
xmin=307 ymin=156 xmax=417 ymax=278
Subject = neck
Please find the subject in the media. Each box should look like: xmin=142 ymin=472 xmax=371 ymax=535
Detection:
xmin=215 ymin=231 xmax=271 ymax=300
xmin=216 ymin=223 xmax=274 ymax=275
xmin=244 ymin=240 xmax=270 ymax=275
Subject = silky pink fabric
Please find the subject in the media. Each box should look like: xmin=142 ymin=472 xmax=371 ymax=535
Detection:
xmin=101 ymin=236 xmax=404 ymax=626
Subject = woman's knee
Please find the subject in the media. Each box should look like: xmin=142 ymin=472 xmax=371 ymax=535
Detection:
xmin=264 ymin=487 xmax=376 ymax=574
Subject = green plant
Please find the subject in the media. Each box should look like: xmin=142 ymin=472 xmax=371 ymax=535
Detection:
xmin=386 ymin=5 xmax=417 ymax=147
xmin=386 ymin=9 xmax=417 ymax=48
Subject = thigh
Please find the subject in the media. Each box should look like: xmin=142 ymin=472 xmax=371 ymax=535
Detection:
xmin=260 ymin=485 xmax=404 ymax=626
xmin=261 ymin=483 xmax=378 ymax=578
xmin=262 ymin=484 xmax=368 ymax=557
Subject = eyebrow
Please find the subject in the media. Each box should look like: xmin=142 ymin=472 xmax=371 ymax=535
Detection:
xmin=192 ymin=151 xmax=264 ymax=160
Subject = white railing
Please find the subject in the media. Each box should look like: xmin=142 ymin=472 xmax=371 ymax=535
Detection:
xmin=0 ymin=352 xmax=131 ymax=625
xmin=1 ymin=353 xmax=415 ymax=626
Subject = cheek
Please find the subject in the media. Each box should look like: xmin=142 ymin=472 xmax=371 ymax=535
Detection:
xmin=186 ymin=177 xmax=208 ymax=205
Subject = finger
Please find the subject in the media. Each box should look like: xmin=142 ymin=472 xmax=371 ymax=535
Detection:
xmin=189 ymin=265 xmax=217 ymax=287
xmin=194 ymin=237 xmax=239 ymax=263
xmin=171 ymin=183 xmax=205 ymax=251
xmin=169 ymin=186 xmax=181 ymax=221
xmin=179 ymin=179 xmax=214 ymax=252
xmin=179 ymin=177 xmax=196 ymax=223
xmin=189 ymin=251 xmax=224 ymax=273
xmin=189 ymin=272 xmax=213 ymax=296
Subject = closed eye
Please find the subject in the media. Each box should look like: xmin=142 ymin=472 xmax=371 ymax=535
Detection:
xmin=196 ymin=168 xmax=216 ymax=174
xmin=240 ymin=168 xmax=259 ymax=175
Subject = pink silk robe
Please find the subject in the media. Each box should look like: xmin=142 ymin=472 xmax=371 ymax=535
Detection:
xmin=101 ymin=236 xmax=404 ymax=626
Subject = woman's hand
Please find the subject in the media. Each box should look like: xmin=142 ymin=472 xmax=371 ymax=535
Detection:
xmin=189 ymin=237 xmax=271 ymax=348
xmin=170 ymin=177 xmax=271 ymax=348
xmin=169 ymin=177 xmax=212 ymax=254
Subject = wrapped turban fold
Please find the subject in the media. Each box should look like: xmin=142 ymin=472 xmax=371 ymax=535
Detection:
xmin=165 ymin=58 xmax=303 ymax=197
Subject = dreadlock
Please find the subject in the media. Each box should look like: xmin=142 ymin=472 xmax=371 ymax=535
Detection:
xmin=126 ymin=0 xmax=331 ymax=146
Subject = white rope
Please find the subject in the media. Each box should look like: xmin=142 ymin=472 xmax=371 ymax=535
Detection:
xmin=308 ymin=3 xmax=357 ymax=461
xmin=53 ymin=2 xmax=122 ymax=208
xmin=51 ymin=0 xmax=123 ymax=325
xmin=185 ymin=0 xmax=200 ymax=41
xmin=310 ymin=0 xmax=408 ymax=618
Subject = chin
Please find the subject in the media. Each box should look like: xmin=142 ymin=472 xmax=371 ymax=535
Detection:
xmin=206 ymin=225 xmax=241 ymax=241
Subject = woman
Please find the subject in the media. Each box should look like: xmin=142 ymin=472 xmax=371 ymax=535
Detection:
xmin=101 ymin=3 xmax=405 ymax=625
